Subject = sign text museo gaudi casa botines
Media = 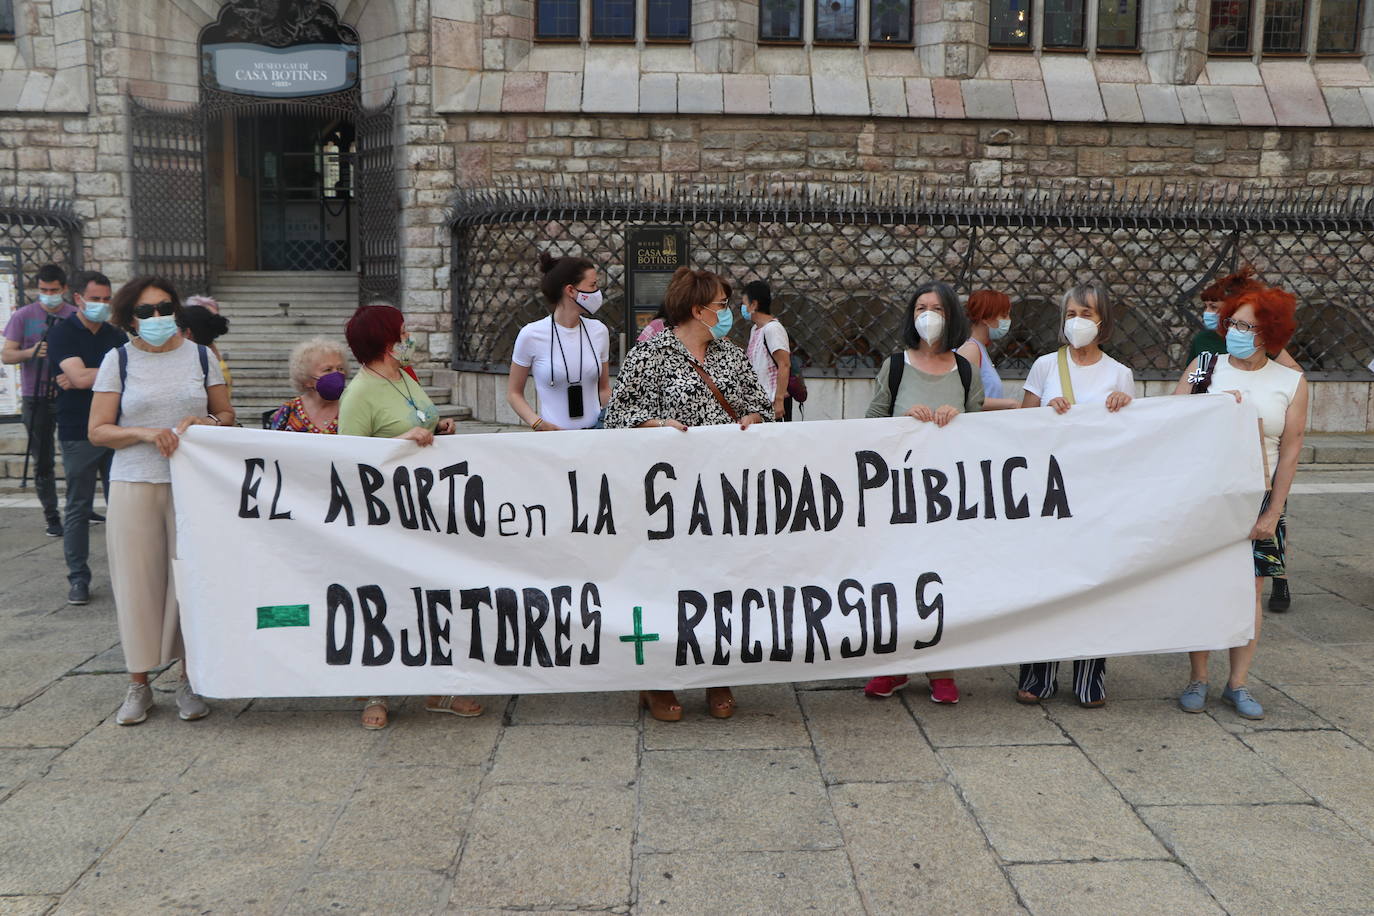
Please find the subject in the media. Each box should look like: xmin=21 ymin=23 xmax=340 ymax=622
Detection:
xmin=203 ymin=43 xmax=358 ymax=98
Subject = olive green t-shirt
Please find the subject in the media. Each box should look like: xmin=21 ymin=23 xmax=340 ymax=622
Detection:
xmin=338 ymin=368 xmax=439 ymax=438
xmin=865 ymin=355 xmax=985 ymax=418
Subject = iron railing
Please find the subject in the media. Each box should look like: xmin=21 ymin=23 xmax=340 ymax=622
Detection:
xmin=0 ymin=193 xmax=84 ymax=293
xmin=448 ymin=179 xmax=1374 ymax=381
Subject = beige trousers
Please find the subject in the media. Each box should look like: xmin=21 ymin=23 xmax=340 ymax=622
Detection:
xmin=107 ymin=481 xmax=184 ymax=673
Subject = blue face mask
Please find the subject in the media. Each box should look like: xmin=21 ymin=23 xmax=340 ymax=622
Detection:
xmin=81 ymin=301 xmax=111 ymax=323
xmin=704 ymin=305 xmax=733 ymax=340
xmin=740 ymin=302 xmax=751 ymax=321
xmin=989 ymin=317 xmax=1012 ymax=340
xmin=1202 ymin=310 xmax=1219 ymax=331
xmin=1226 ymin=327 xmax=1259 ymax=359
xmin=38 ymin=293 xmax=64 ymax=310
xmin=137 ymin=314 xmax=179 ymax=347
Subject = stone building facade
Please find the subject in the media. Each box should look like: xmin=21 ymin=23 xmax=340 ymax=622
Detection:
xmin=2 ymin=0 xmax=1372 ymax=429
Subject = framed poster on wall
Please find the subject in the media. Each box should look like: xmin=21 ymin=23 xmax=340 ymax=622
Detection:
xmin=0 ymin=247 xmax=24 ymax=421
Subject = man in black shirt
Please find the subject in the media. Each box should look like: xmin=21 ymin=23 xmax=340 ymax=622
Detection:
xmin=46 ymin=270 xmax=125 ymax=605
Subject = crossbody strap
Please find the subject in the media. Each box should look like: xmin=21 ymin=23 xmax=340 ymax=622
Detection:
xmin=686 ymin=358 xmax=740 ymax=422
xmin=1056 ymin=346 xmax=1077 ymax=405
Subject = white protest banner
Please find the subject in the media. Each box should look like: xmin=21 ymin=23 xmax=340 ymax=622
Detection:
xmin=171 ymin=395 xmax=1265 ymax=698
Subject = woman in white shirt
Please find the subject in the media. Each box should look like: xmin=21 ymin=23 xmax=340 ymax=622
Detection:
xmin=1016 ymin=283 xmax=1134 ymax=709
xmin=507 ymin=253 xmax=611 ymax=431
xmin=1173 ymin=287 xmax=1306 ymax=721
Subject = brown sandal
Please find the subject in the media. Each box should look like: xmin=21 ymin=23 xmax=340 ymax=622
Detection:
xmin=706 ymin=687 xmax=736 ymax=719
xmin=640 ymin=690 xmax=682 ymax=722
xmin=1015 ymin=690 xmax=1043 ymax=705
xmin=360 ymin=698 xmax=389 ymax=730
xmin=425 ymin=695 xmax=484 ymax=717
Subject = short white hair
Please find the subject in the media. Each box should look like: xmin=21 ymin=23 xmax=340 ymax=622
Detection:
xmin=185 ymin=295 xmax=219 ymax=314
xmin=289 ymin=337 xmax=349 ymax=393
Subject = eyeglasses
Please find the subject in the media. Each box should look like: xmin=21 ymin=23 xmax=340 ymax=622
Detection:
xmin=706 ymin=299 xmax=729 ymax=310
xmin=1222 ymin=318 xmax=1259 ymax=334
xmin=133 ymin=301 xmax=176 ymax=319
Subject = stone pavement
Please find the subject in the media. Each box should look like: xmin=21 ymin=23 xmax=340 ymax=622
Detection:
xmin=1 ymin=468 xmax=1372 ymax=915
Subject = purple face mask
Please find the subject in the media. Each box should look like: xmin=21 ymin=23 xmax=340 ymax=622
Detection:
xmin=315 ymin=371 xmax=346 ymax=401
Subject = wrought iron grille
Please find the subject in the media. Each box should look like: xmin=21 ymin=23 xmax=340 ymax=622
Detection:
xmin=0 ymin=194 xmax=83 ymax=292
xmin=129 ymin=97 xmax=209 ymax=295
xmin=355 ymin=96 xmax=399 ymax=304
xmin=448 ymin=180 xmax=1374 ymax=381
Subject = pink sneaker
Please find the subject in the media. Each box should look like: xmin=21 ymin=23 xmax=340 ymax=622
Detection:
xmin=928 ymin=677 xmax=960 ymax=704
xmin=864 ymin=675 xmax=910 ymax=698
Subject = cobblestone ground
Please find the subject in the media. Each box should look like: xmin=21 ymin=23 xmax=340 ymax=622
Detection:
xmin=1 ymin=465 xmax=1372 ymax=915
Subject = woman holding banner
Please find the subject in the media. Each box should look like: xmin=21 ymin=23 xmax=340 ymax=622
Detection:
xmin=1173 ymin=287 xmax=1306 ymax=721
xmin=268 ymin=337 xmax=348 ymax=433
xmin=88 ymin=276 xmax=235 ymax=726
xmin=1016 ymin=283 xmax=1134 ymax=708
xmin=338 ymin=302 xmax=481 ymax=730
xmin=507 ymin=253 xmax=612 ymax=432
xmin=604 ymin=266 xmax=772 ymax=721
xmin=861 ymin=281 xmax=983 ymax=706
xmin=956 ymin=288 xmax=1020 ymax=410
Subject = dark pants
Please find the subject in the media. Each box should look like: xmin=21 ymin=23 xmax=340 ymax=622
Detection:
xmin=782 ymin=395 xmax=794 ymax=421
xmin=1018 ymin=658 xmax=1107 ymax=704
xmin=59 ymin=438 xmax=110 ymax=587
xmin=21 ymin=396 xmax=59 ymax=525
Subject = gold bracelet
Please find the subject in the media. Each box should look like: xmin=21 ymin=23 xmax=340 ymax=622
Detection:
xmin=531 ymin=417 xmax=544 ymax=430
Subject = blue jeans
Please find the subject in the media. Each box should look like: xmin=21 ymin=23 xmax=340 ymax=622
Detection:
xmin=59 ymin=438 xmax=111 ymax=587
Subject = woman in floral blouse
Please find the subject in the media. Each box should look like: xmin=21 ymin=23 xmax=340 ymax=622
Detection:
xmin=268 ymin=337 xmax=348 ymax=434
xmin=604 ymin=266 xmax=772 ymax=722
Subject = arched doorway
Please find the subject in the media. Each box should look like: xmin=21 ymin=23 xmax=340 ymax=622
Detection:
xmin=128 ymin=0 xmax=397 ymax=302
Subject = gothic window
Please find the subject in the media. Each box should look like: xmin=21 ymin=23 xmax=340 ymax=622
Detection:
xmin=1262 ymin=0 xmax=1307 ymax=51
xmin=535 ymin=0 xmax=580 ymax=39
xmin=1096 ymin=0 xmax=1141 ymax=49
xmin=760 ymin=0 xmax=804 ymax=41
xmin=0 ymin=0 xmax=15 ymax=39
xmin=592 ymin=0 xmax=635 ymax=39
xmin=1317 ymin=0 xmax=1363 ymax=51
xmin=990 ymin=0 xmax=1035 ymax=46
xmin=815 ymin=0 xmax=858 ymax=42
xmin=1208 ymin=0 xmax=1255 ymax=51
xmin=646 ymin=0 xmax=691 ymax=40
xmin=870 ymin=0 xmax=914 ymax=43
xmin=1044 ymin=0 xmax=1087 ymax=47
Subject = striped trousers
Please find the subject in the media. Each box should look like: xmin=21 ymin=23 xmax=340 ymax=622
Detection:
xmin=1018 ymin=658 xmax=1107 ymax=704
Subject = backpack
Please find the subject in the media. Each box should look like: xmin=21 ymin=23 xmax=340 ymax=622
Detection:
xmin=115 ymin=342 xmax=210 ymax=423
xmin=769 ymin=348 xmax=807 ymax=403
xmin=883 ymin=352 xmax=973 ymax=417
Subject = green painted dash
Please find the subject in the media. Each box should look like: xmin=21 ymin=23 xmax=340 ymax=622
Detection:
xmin=256 ymin=605 xmax=310 ymax=629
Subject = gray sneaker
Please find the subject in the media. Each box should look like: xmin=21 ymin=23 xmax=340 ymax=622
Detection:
xmin=175 ymin=680 xmax=210 ymax=721
xmin=1178 ymin=680 xmax=1209 ymax=713
xmin=1222 ymin=684 xmax=1265 ymax=720
xmin=116 ymin=682 xmax=153 ymax=725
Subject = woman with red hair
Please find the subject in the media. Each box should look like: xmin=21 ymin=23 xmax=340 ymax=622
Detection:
xmin=1172 ymin=287 xmax=1307 ymax=721
xmin=956 ymin=289 xmax=1020 ymax=410
xmin=338 ymin=302 xmax=481 ymax=730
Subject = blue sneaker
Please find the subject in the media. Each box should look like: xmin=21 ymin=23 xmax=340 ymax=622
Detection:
xmin=1221 ymin=684 xmax=1264 ymax=720
xmin=1178 ymin=680 xmax=1208 ymax=713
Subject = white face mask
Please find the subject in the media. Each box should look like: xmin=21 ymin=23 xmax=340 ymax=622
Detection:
xmin=1064 ymin=316 xmax=1099 ymax=348
xmin=574 ymin=288 xmax=604 ymax=315
xmin=914 ymin=311 xmax=945 ymax=344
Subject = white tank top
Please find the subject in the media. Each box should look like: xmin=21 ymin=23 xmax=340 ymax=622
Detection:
xmin=1208 ymin=355 xmax=1301 ymax=476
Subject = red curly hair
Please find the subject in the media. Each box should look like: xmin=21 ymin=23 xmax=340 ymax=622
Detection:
xmin=345 ymin=303 xmax=405 ymax=365
xmin=1218 ymin=287 xmax=1297 ymax=354
xmin=966 ymin=289 xmax=1012 ymax=323
xmin=1201 ymin=265 xmax=1264 ymax=304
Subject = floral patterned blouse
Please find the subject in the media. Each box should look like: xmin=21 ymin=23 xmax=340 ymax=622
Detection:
xmin=604 ymin=328 xmax=773 ymax=429
xmin=268 ymin=396 xmax=338 ymax=435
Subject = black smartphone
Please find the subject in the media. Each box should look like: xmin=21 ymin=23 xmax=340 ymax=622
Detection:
xmin=567 ymin=382 xmax=585 ymax=419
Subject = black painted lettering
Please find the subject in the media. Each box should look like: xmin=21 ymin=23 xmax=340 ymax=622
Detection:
xmin=459 ymin=587 xmax=492 ymax=662
xmin=268 ymin=460 xmax=292 ymax=520
xmin=402 ymin=587 xmax=427 ymax=666
xmin=676 ymin=590 xmax=708 ymax=666
xmin=855 ymin=450 xmax=888 ymax=527
xmin=838 ymin=579 xmax=868 ymax=658
xmin=712 ymin=590 xmax=732 ymax=665
xmin=358 ymin=585 xmax=394 ymax=666
xmin=801 ymin=585 xmax=833 ymax=663
xmin=1040 ymin=455 xmax=1072 ymax=519
xmin=552 ymin=585 xmax=573 ymax=666
xmin=1002 ymin=457 xmax=1030 ymax=519
xmin=913 ymin=572 xmax=945 ymax=650
xmin=324 ymin=463 xmax=355 ymax=526
xmin=426 ymin=589 xmax=454 ymax=666
xmin=238 ymin=458 xmax=264 ymax=518
xmin=494 ymin=587 xmax=520 ymax=665
xmin=720 ymin=470 xmax=748 ymax=535
xmin=393 ymin=467 xmax=419 ymax=530
xmin=790 ymin=468 xmax=821 ymax=533
xmin=414 ymin=467 xmax=439 ymax=532
xmin=689 ymin=475 xmax=713 ymax=535
xmin=359 ymin=464 xmax=390 ymax=526
xmin=521 ymin=588 xmax=554 ymax=667
xmin=923 ymin=468 xmax=951 ymax=523
xmin=740 ymin=588 xmax=764 ymax=663
xmin=579 ymin=583 xmax=602 ymax=665
xmin=645 ymin=462 xmax=676 ymax=541
xmin=872 ymin=582 xmax=898 ymax=654
xmin=325 ymin=583 xmax=353 ymax=664
xmin=768 ymin=587 xmax=796 ymax=662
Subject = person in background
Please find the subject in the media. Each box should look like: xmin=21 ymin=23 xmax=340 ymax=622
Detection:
xmin=637 ymin=304 xmax=669 ymax=344
xmin=603 ymin=266 xmax=771 ymax=722
xmin=2 ymin=263 xmax=75 ymax=536
xmin=88 ymin=275 xmax=234 ymax=725
xmin=269 ymin=337 xmax=348 ymax=434
xmin=338 ymin=302 xmax=481 ymax=729
xmin=956 ymin=289 xmax=1020 ymax=410
xmin=1017 ymin=282 xmax=1134 ymax=709
xmin=507 ymin=253 xmax=611 ymax=431
xmin=1190 ymin=267 xmax=1301 ymax=613
xmin=181 ymin=300 xmax=232 ymax=399
xmin=1174 ymin=287 xmax=1307 ymax=721
xmin=862 ymin=281 xmax=983 ymax=706
xmin=46 ymin=270 xmax=126 ymax=605
xmin=743 ymin=279 xmax=792 ymax=421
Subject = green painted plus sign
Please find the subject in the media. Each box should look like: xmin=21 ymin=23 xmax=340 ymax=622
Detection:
xmin=619 ymin=606 xmax=660 ymax=665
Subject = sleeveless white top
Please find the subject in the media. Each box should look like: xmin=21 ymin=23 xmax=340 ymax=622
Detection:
xmin=1209 ymin=355 xmax=1301 ymax=476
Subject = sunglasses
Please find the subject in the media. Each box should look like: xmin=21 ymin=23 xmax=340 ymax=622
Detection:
xmin=133 ymin=301 xmax=176 ymax=319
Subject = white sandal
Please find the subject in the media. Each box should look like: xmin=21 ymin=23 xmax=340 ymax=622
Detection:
xmin=425 ymin=695 xmax=483 ymax=718
xmin=360 ymin=697 xmax=389 ymax=730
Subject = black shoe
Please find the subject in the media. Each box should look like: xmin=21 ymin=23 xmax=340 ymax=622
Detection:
xmin=1268 ymin=578 xmax=1291 ymax=612
xmin=45 ymin=522 xmax=63 ymax=537
xmin=68 ymin=582 xmax=90 ymax=605
xmin=90 ymin=513 xmax=105 ymax=524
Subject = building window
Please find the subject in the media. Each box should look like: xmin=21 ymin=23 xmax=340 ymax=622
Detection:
xmin=1096 ymin=0 xmax=1141 ymax=49
xmin=870 ymin=0 xmax=914 ymax=43
xmin=815 ymin=0 xmax=858 ymax=42
xmin=990 ymin=0 xmax=1035 ymax=46
xmin=1044 ymin=0 xmax=1087 ymax=47
xmin=760 ymin=0 xmax=804 ymax=41
xmin=1209 ymin=0 xmax=1254 ymax=51
xmin=1317 ymin=0 xmax=1363 ymax=51
xmin=591 ymin=0 xmax=635 ymax=39
xmin=0 ymin=0 xmax=14 ymax=40
xmin=646 ymin=0 xmax=691 ymax=40
xmin=536 ymin=0 xmax=580 ymax=39
xmin=1262 ymin=0 xmax=1307 ymax=51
